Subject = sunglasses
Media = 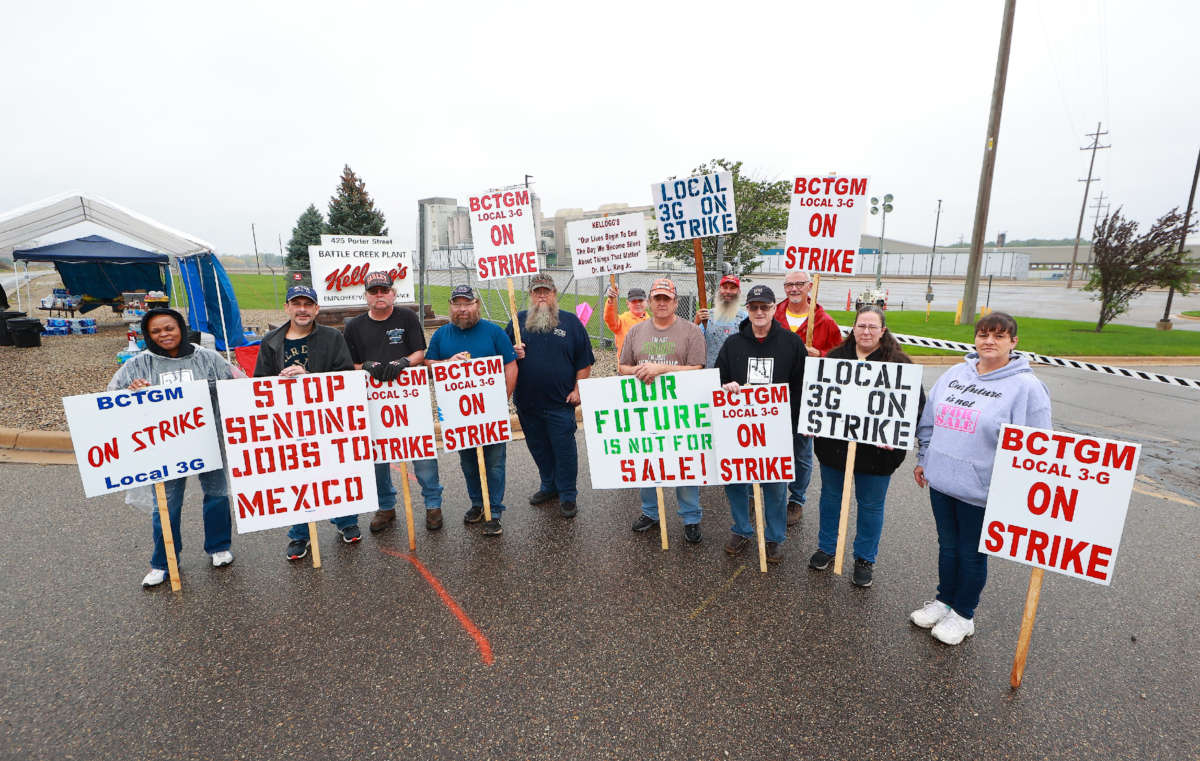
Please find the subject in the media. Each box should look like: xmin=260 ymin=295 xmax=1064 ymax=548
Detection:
xmin=366 ymin=286 xmax=392 ymax=295
xmin=746 ymin=303 xmax=773 ymax=312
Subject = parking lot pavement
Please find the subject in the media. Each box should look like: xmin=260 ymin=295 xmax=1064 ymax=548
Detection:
xmin=2 ymin=367 xmax=1197 ymax=761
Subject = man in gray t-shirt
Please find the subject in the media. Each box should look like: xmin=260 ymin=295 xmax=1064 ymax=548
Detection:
xmin=617 ymin=277 xmax=707 ymax=545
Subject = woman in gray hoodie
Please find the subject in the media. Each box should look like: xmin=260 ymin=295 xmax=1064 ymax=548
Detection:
xmin=108 ymin=308 xmax=238 ymax=588
xmin=910 ymin=312 xmax=1052 ymax=645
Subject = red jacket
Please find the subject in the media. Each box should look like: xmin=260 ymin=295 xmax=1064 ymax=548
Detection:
xmin=773 ymin=300 xmax=842 ymax=356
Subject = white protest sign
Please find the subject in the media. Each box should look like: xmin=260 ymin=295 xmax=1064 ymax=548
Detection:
xmin=217 ymin=371 xmax=376 ymax=533
xmin=466 ymin=188 xmax=538 ymax=281
xmin=783 ymin=174 xmax=870 ymax=275
xmin=567 ymin=212 xmax=648 ymax=277
xmin=798 ymin=358 xmax=923 ymax=449
xmin=365 ymin=367 xmax=437 ymax=463
xmin=980 ymin=425 xmax=1140 ymax=585
xmin=308 ymin=235 xmax=414 ymax=306
xmin=579 ymin=369 xmax=718 ymax=488
xmin=651 ymin=172 xmax=738 ymax=243
xmin=431 ymin=357 xmax=511 ymax=451
xmin=711 ymin=384 xmax=795 ymax=484
xmin=62 ymin=380 xmax=224 ymax=498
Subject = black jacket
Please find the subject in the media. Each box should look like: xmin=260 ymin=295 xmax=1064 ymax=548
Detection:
xmin=254 ymin=322 xmax=354 ymax=377
xmin=813 ymin=341 xmax=926 ymax=475
xmin=715 ymin=318 xmax=807 ymax=429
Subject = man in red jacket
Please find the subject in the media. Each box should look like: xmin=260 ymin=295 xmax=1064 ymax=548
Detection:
xmin=774 ymin=270 xmax=842 ymax=358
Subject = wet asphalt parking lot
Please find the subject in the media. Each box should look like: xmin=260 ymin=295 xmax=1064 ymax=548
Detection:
xmin=2 ymin=364 xmax=1197 ymax=761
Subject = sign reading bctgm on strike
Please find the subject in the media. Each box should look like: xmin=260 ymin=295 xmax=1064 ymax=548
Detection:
xmin=799 ymin=358 xmax=923 ymax=449
xmin=365 ymin=368 xmax=437 ymax=463
xmin=579 ymin=369 xmax=718 ymax=488
xmin=651 ymin=172 xmax=738 ymax=243
xmin=467 ymin=188 xmax=539 ymax=281
xmin=216 ymin=372 xmax=376 ymax=533
xmin=308 ymin=235 xmax=414 ymax=306
xmin=980 ymin=425 xmax=1140 ymax=585
xmin=566 ymin=212 xmax=648 ymax=277
xmin=783 ymin=174 xmax=870 ymax=274
xmin=711 ymin=384 xmax=795 ymax=484
xmin=431 ymin=357 xmax=511 ymax=451
xmin=63 ymin=380 xmax=224 ymax=498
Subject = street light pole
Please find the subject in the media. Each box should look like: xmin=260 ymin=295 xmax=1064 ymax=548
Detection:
xmin=870 ymin=194 xmax=895 ymax=289
xmin=926 ymin=199 xmax=943 ymax=301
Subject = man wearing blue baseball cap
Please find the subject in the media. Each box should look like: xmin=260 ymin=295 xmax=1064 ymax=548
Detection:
xmin=254 ymin=284 xmax=361 ymax=560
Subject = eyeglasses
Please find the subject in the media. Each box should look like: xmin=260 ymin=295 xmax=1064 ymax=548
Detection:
xmin=747 ymin=303 xmax=773 ymax=312
xmin=783 ymin=281 xmax=810 ymax=288
xmin=854 ymin=324 xmax=882 ymax=332
xmin=366 ymin=287 xmax=392 ymax=295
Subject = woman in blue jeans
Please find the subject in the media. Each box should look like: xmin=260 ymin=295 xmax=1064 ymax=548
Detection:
xmin=808 ymin=306 xmax=922 ymax=587
xmin=912 ymin=312 xmax=1052 ymax=645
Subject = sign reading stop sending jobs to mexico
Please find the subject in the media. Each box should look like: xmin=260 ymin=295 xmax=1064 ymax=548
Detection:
xmin=567 ymin=212 xmax=648 ymax=278
xmin=308 ymin=235 xmax=415 ymax=307
xmin=467 ymin=188 xmax=539 ymax=281
xmin=431 ymin=357 xmax=511 ymax=452
xmin=651 ymin=172 xmax=737 ymax=243
xmin=783 ymin=174 xmax=870 ymax=275
xmin=980 ymin=425 xmax=1140 ymax=585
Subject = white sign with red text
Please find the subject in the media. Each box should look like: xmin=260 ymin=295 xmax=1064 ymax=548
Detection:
xmin=431 ymin=357 xmax=511 ymax=451
xmin=579 ymin=369 xmax=718 ymax=489
xmin=63 ymin=380 xmax=224 ymax=498
xmin=308 ymin=235 xmax=414 ymax=306
xmin=783 ymin=174 xmax=870 ymax=275
xmin=365 ymin=367 xmax=437 ymax=463
xmin=567 ymin=212 xmax=648 ymax=277
xmin=712 ymin=384 xmax=795 ymax=484
xmin=467 ymin=188 xmax=539 ymax=281
xmin=980 ymin=425 xmax=1140 ymax=586
xmin=651 ymin=172 xmax=738 ymax=243
xmin=798 ymin=358 xmax=923 ymax=449
xmin=216 ymin=372 xmax=376 ymax=533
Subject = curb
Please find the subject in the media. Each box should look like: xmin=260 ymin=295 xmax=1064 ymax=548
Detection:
xmin=0 ymin=428 xmax=73 ymax=452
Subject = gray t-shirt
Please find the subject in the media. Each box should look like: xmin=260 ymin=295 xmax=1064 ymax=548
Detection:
xmin=619 ymin=316 xmax=705 ymax=368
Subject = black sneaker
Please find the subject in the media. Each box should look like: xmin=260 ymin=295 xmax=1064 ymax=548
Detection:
xmin=559 ymin=501 xmax=577 ymax=518
xmin=808 ymin=549 xmax=834 ymax=570
xmin=286 ymin=539 xmax=309 ymax=561
xmin=340 ymin=524 xmax=361 ymax=543
xmin=529 ymin=489 xmax=558 ymax=505
xmin=464 ymin=505 xmax=484 ymax=524
xmin=852 ymin=557 xmax=875 ymax=587
xmin=632 ymin=514 xmax=658 ymax=532
xmin=481 ymin=518 xmax=503 ymax=536
xmin=684 ymin=524 xmax=702 ymax=544
xmin=766 ymin=541 xmax=783 ymax=564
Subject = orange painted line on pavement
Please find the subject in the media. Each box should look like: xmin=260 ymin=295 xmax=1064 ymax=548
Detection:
xmin=380 ymin=547 xmax=494 ymax=666
xmin=388 ymin=462 xmax=418 ymax=482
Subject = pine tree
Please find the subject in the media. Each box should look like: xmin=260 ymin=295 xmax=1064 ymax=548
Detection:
xmin=326 ymin=165 xmax=388 ymax=237
xmin=285 ymin=204 xmax=326 ymax=271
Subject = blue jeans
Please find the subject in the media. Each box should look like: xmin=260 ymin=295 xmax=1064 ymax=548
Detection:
xmin=639 ymin=486 xmax=701 ymax=525
xmin=374 ymin=460 xmax=444 ymax=512
xmin=517 ymin=405 xmax=579 ymax=501
xmin=788 ymin=433 xmax=814 ymax=506
xmin=930 ymin=488 xmax=988 ymax=620
xmin=725 ymin=482 xmax=787 ymax=544
xmin=458 ymin=443 xmax=506 ymax=515
xmin=816 ymin=464 xmax=891 ymax=563
xmin=151 ymin=469 xmax=232 ymax=571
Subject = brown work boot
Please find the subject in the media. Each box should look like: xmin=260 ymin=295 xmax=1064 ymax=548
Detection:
xmin=786 ymin=501 xmax=803 ymax=526
xmin=425 ymin=508 xmax=443 ymax=531
xmin=369 ymin=509 xmax=396 ymax=533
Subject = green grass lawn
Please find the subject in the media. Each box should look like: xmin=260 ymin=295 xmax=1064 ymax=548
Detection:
xmin=1183 ymin=310 xmax=1200 ymax=318
xmin=169 ymin=273 xmax=289 ymax=310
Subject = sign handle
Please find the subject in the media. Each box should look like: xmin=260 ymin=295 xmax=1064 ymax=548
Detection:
xmin=477 ymin=447 xmax=493 ymax=523
xmin=752 ymin=483 xmax=767 ymax=573
xmin=692 ymin=239 xmax=708 ymax=327
xmin=656 ymin=486 xmax=669 ymax=551
xmin=1010 ymin=567 xmax=1045 ymax=689
xmin=308 ymin=522 xmax=321 ymax=568
xmin=507 ymin=277 xmax=522 ymax=347
xmin=832 ymin=441 xmax=857 ymax=575
xmin=399 ymin=461 xmax=416 ymax=552
xmin=806 ymin=273 xmax=822 ymax=348
xmin=153 ymin=482 xmax=182 ymax=592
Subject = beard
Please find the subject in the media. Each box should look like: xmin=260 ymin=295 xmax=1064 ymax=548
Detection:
xmin=452 ymin=311 xmax=480 ymax=330
xmin=713 ymin=299 xmax=742 ymax=323
xmin=525 ymin=301 xmax=559 ymax=333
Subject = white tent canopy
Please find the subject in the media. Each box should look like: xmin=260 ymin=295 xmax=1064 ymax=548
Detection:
xmin=0 ymin=191 xmax=214 ymax=259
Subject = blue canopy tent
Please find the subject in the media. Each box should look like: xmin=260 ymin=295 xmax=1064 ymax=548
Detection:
xmin=177 ymin=253 xmax=248 ymax=351
xmin=11 ymin=235 xmax=171 ymax=313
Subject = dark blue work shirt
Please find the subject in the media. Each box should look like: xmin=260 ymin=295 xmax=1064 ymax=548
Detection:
xmin=505 ymin=309 xmax=594 ymax=410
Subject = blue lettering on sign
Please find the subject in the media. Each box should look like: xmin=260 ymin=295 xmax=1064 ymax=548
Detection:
xmin=96 ymin=386 xmax=185 ymax=410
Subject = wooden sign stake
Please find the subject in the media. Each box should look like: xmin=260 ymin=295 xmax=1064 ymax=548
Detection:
xmin=752 ymin=483 xmax=767 ymax=573
xmin=1010 ymin=567 xmax=1045 ymax=689
xmin=507 ymin=277 xmax=522 ymax=346
xmin=308 ymin=521 xmax=321 ymax=568
xmin=692 ymin=239 xmax=708 ymax=327
xmin=656 ymin=486 xmax=669 ymax=550
xmin=832 ymin=441 xmax=857 ymax=575
xmin=806 ymin=273 xmax=822 ymax=349
xmin=153 ymin=482 xmax=182 ymax=592
xmin=477 ymin=447 xmax=493 ymax=522
xmin=399 ymin=461 xmax=416 ymax=552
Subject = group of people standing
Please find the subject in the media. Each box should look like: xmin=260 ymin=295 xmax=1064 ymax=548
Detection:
xmin=112 ymin=268 xmax=1050 ymax=646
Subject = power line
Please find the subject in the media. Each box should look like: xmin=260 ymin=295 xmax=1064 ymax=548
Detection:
xmin=1067 ymin=122 xmax=1110 ymax=288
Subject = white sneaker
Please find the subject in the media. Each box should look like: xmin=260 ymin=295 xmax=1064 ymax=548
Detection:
xmin=931 ymin=610 xmax=976 ymax=645
xmin=910 ymin=600 xmax=951 ymax=629
xmin=211 ymin=550 xmax=234 ymax=567
xmin=142 ymin=569 xmax=167 ymax=587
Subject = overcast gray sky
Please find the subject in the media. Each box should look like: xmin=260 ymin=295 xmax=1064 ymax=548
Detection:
xmin=3 ymin=0 xmax=1197 ymax=256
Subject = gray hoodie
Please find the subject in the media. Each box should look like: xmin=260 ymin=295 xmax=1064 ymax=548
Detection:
xmin=108 ymin=346 xmax=235 ymax=391
xmin=916 ymin=353 xmax=1052 ymax=507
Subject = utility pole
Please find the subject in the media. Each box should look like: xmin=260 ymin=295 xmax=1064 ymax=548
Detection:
xmin=250 ymin=223 xmax=262 ymax=275
xmin=926 ymin=199 xmax=943 ymax=301
xmin=961 ymin=0 xmax=1017 ymax=322
xmin=1160 ymin=147 xmax=1200 ymax=329
xmin=1083 ymin=191 xmax=1109 ymax=278
xmin=1066 ymin=122 xmax=1110 ymax=288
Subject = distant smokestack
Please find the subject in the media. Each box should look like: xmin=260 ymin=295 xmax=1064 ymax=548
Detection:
xmin=996 ymin=232 xmax=1007 ymax=247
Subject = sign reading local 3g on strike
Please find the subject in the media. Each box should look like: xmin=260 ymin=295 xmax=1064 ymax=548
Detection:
xmin=651 ymin=172 xmax=737 ymax=243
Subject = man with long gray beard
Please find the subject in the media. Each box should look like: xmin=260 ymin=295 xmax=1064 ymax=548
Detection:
xmin=695 ymin=273 xmax=748 ymax=368
xmin=505 ymin=273 xmax=594 ymax=518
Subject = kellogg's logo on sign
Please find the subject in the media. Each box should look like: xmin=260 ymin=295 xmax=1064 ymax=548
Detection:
xmin=324 ymin=263 xmax=410 ymax=293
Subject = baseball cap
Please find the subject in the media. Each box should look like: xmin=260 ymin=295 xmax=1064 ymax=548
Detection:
xmin=364 ymin=271 xmax=393 ymax=290
xmin=744 ymin=284 xmax=776 ymax=305
xmin=626 ymin=287 xmax=647 ymax=301
xmin=529 ymin=272 xmax=555 ymax=291
xmin=449 ymin=284 xmax=477 ymax=301
xmin=649 ymin=278 xmax=676 ymax=298
xmin=719 ymin=274 xmax=741 ymax=288
xmin=286 ymin=284 xmax=318 ymax=303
